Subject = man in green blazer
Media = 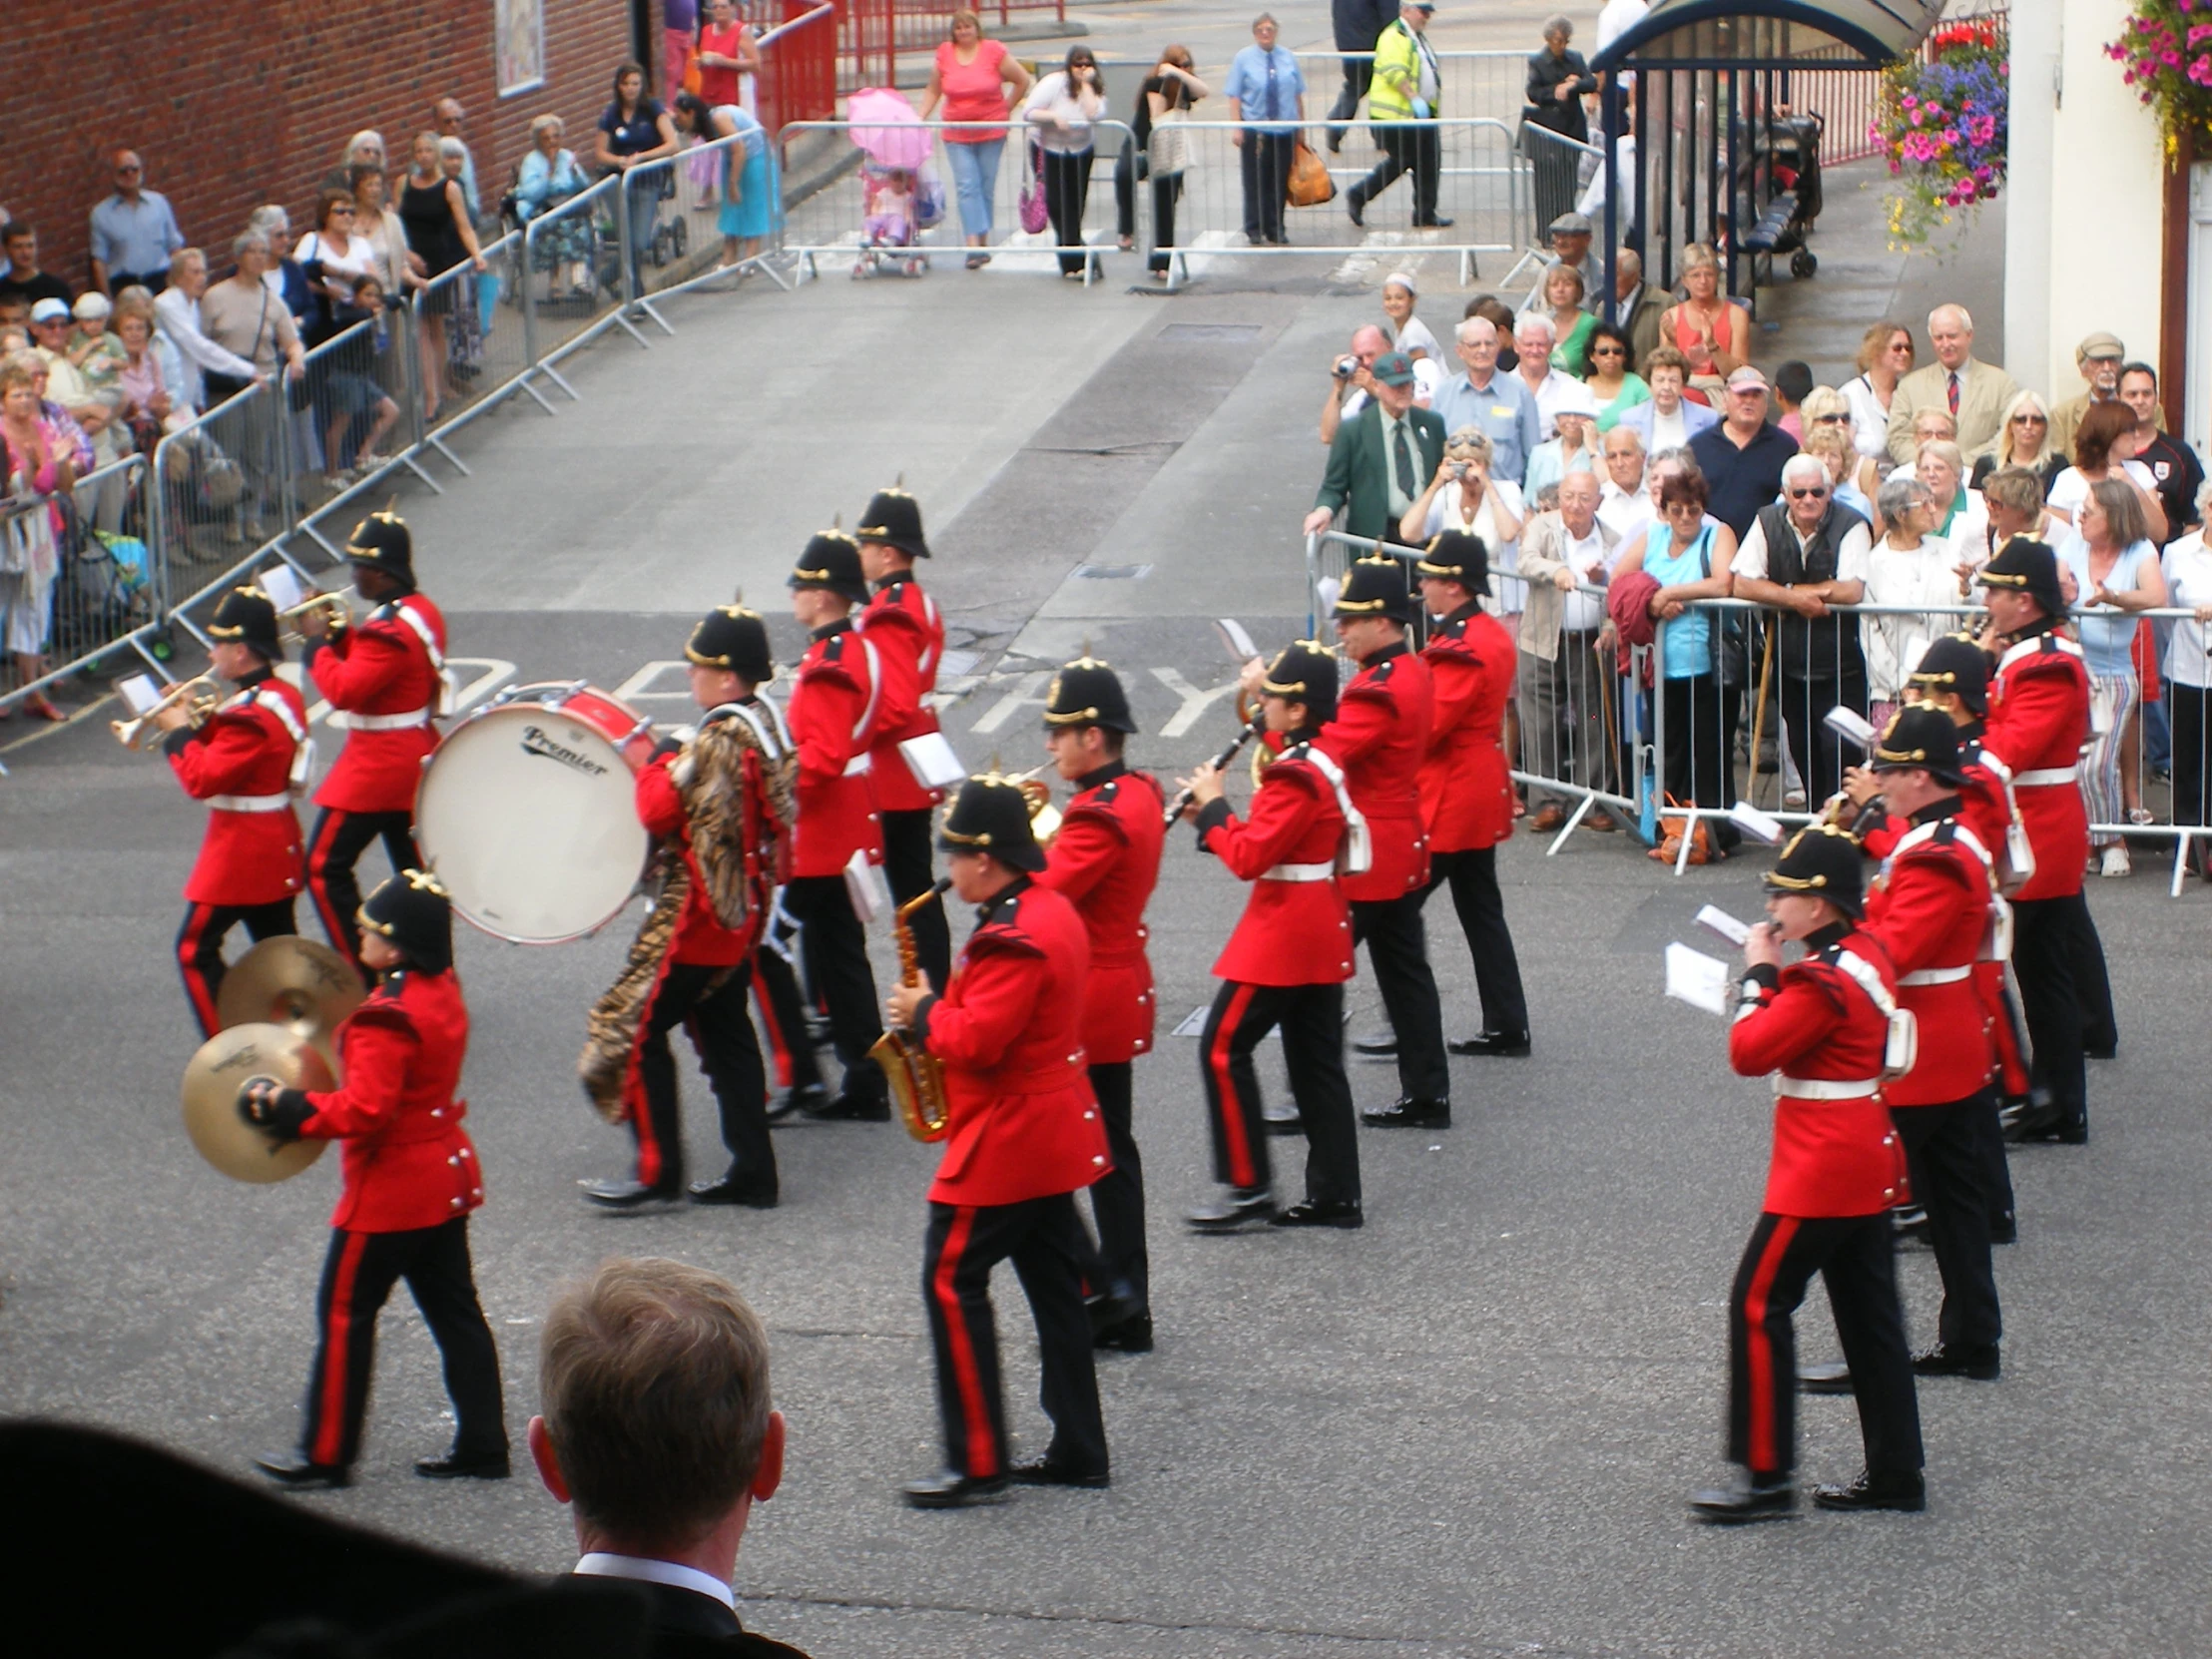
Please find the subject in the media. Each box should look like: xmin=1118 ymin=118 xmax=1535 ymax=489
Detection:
xmin=1305 ymin=351 xmax=1446 ymax=548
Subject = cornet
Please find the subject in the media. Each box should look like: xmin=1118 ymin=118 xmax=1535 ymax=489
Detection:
xmin=1006 ymin=764 xmax=1061 ymax=845
xmin=277 ymin=590 xmax=352 ymax=640
xmin=112 ymin=676 xmax=220 ymax=750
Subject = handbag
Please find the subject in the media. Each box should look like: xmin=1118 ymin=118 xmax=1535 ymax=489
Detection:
xmin=1287 ymin=138 xmax=1335 ymax=207
xmin=1018 ymin=141 xmax=1049 ymax=235
xmin=1148 ymin=108 xmax=1190 ymax=179
xmin=681 ymin=47 xmax=704 ymax=98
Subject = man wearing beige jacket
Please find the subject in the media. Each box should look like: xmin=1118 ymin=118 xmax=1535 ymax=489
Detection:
xmin=1516 ymin=469 xmax=1621 ymax=830
xmin=1884 ymin=304 xmax=2020 ymax=466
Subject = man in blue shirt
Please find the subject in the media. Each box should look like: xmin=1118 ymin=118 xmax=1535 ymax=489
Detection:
xmin=88 ymin=151 xmax=185 ymax=296
xmin=1222 ymin=13 xmax=1306 ymax=247
xmin=1429 ymin=315 xmax=1540 ymax=486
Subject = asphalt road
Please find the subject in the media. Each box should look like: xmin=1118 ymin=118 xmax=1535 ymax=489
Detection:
xmin=5 ymin=102 xmax=2212 ymax=1659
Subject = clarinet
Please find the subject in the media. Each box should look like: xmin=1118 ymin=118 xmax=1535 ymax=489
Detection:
xmin=1162 ymin=718 xmax=1264 ymax=827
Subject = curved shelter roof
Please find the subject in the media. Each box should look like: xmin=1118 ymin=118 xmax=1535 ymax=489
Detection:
xmin=1588 ymin=0 xmax=1944 ymax=71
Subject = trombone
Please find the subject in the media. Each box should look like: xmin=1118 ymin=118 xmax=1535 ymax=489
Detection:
xmin=112 ymin=676 xmax=220 ymax=750
xmin=277 ymin=590 xmax=352 ymax=640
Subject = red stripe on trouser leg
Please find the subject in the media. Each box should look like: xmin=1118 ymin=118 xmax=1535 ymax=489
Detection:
xmin=311 ymin=1231 xmax=370 ymax=1467
xmin=622 ymin=951 xmax=684 ymax=1188
xmin=753 ymin=972 xmax=794 ymax=1088
xmin=1743 ymin=1216 xmax=1799 ymax=1473
xmin=930 ymin=1207 xmax=998 ymax=1477
xmin=1208 ymin=983 xmax=1259 ymax=1190
xmin=305 ymin=810 xmax=354 ymax=963
xmin=178 ymin=904 xmax=221 ymax=1036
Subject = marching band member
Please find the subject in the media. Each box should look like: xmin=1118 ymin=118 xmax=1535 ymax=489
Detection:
xmin=856 ymin=485 xmax=951 ymax=990
xmin=1973 ymin=538 xmax=2096 ymax=1145
xmin=1035 ymin=656 xmax=1164 ymax=1351
xmin=1691 ymin=826 xmax=1924 ymax=1523
xmin=1313 ymin=557 xmax=1449 ymax=1126
xmin=579 ymin=607 xmax=796 ymax=1212
xmin=160 ymin=586 xmax=308 ymax=1036
xmin=237 ymin=870 xmax=509 ymax=1488
xmin=885 ymin=774 xmax=1111 ymax=1508
xmin=1857 ymin=706 xmax=2004 ymax=1381
xmin=1396 ymin=531 xmax=1529 ymax=1119
xmin=785 ymin=531 xmax=891 ymax=1120
xmin=1182 ymin=642 xmax=1365 ymax=1233
xmin=299 ymin=509 xmax=448 ymax=979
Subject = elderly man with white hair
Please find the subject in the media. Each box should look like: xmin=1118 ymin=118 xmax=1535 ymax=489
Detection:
xmin=1883 ymin=303 xmax=2021 ymax=467
xmin=1512 ymin=308 xmax=1578 ymax=452
xmin=1732 ymin=449 xmax=1875 ymax=803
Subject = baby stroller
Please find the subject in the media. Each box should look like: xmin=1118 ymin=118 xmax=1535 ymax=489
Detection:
xmin=1742 ymin=112 xmax=1824 ymax=278
xmin=846 ymin=87 xmax=943 ymax=279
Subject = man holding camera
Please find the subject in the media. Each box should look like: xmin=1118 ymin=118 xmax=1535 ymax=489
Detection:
xmin=1321 ymin=324 xmax=1389 ymax=446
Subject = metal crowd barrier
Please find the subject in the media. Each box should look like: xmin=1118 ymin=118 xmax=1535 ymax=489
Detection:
xmin=1151 ymin=117 xmax=1524 ymax=291
xmin=625 ymin=129 xmax=795 ymax=315
xmin=1293 ymin=49 xmax=1532 ymax=138
xmin=775 ymin=119 xmax=1138 ymax=287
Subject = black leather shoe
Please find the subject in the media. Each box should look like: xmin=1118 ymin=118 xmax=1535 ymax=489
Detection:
xmin=901 ymin=1468 xmax=1011 ymax=1509
xmin=1798 ymin=1361 xmax=1854 ymax=1394
xmin=1689 ymin=1472 xmax=1794 ymax=1523
xmin=581 ymin=1178 xmax=683 ymax=1211
xmin=1812 ymin=1468 xmax=1925 ymax=1512
xmin=1413 ymin=215 xmax=1454 ymax=228
xmin=1187 ymin=1187 xmax=1276 ymax=1232
xmin=414 ymin=1450 xmax=511 ymax=1480
xmin=2002 ymin=1098 xmax=2061 ymax=1142
xmin=2056 ymin=1121 xmax=2088 ymax=1145
xmin=1892 ymin=1204 xmax=1929 ymax=1239
xmin=1989 ymin=1213 xmax=2017 ymax=1245
xmin=689 ymin=1174 xmax=779 ymax=1208
xmin=806 ymin=1089 xmax=890 ymax=1122
xmin=1272 ymin=1199 xmax=1364 ymax=1229
xmin=254 ymin=1452 xmax=350 ymax=1489
xmin=1263 ymin=1111 xmax=1306 ymax=1137
xmin=1009 ymin=1457 xmax=1111 ymax=1488
xmin=1912 ymin=1342 xmax=1999 ymax=1381
xmin=767 ymin=1081 xmax=828 ymax=1122
xmin=1093 ymin=1311 xmax=1154 ymax=1353
xmin=1362 ymin=1096 xmax=1449 ymax=1129
xmin=1448 ymin=1029 xmax=1530 ymax=1057
xmin=1351 ymin=1027 xmax=1397 ymax=1057
xmin=1347 ymin=193 xmax=1366 ymax=227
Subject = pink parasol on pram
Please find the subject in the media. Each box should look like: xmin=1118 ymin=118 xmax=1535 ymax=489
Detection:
xmin=845 ymin=87 xmax=932 ymax=172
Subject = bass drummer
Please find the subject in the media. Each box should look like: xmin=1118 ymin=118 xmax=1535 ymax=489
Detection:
xmin=300 ymin=509 xmax=450 ymax=981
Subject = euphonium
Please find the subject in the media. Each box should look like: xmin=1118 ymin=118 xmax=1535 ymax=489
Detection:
xmin=870 ymin=878 xmax=953 ymax=1142
xmin=112 ymin=676 xmax=220 ymax=750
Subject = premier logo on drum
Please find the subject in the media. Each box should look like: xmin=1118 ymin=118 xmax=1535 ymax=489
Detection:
xmin=519 ymin=725 xmax=611 ymax=778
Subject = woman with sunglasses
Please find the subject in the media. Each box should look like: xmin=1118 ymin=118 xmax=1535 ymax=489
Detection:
xmin=1024 ymin=46 xmax=1107 ymax=277
xmin=1581 ymin=321 xmax=1647 ymax=432
xmin=1971 ymin=390 xmax=2063 ymax=497
xmin=1843 ymin=321 xmax=1914 ymax=460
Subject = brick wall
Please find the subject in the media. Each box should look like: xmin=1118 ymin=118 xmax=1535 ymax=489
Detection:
xmin=2 ymin=0 xmax=642 ymax=291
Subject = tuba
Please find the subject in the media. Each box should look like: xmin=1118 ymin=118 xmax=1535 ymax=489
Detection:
xmin=870 ymin=879 xmax=953 ymax=1142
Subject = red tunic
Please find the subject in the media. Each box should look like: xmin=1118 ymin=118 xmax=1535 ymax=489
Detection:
xmin=1418 ymin=607 xmax=1516 ymax=853
xmin=1034 ymin=765 xmax=1164 ymax=1064
xmin=167 ymin=675 xmax=307 ymax=907
xmin=1197 ymin=750 xmax=1356 ymax=987
xmin=786 ymin=622 xmax=883 ymax=878
xmin=858 ymin=578 xmax=946 ymax=814
xmin=1865 ymin=817 xmax=1996 ymax=1107
xmin=300 ymin=966 xmax=482 ymax=1233
xmin=1728 ymin=930 xmax=1906 ymax=1218
xmin=918 ymin=881 xmax=1108 ymax=1206
xmin=307 ymin=594 xmax=447 ymax=815
xmin=1314 ymin=644 xmax=1432 ymax=900
xmin=635 ymin=702 xmax=789 ymax=967
xmin=1981 ymin=631 xmax=2090 ymax=900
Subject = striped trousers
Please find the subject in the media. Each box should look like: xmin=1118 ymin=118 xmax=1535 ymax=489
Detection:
xmin=176 ymin=899 xmax=296 ymax=1037
xmin=1198 ymin=980 xmax=1360 ymax=1206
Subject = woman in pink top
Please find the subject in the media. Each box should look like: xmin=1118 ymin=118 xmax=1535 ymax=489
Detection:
xmin=920 ymin=9 xmax=1033 ymax=268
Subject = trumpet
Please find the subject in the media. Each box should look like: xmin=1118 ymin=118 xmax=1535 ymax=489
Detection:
xmin=112 ymin=676 xmax=220 ymax=749
xmin=277 ymin=590 xmax=352 ymax=639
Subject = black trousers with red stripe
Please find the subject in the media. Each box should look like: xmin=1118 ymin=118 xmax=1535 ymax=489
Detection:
xmin=881 ymin=808 xmax=950 ymax=990
xmin=1200 ymin=980 xmax=1360 ymax=1206
xmin=298 ymin=1217 xmax=507 ymax=1471
xmin=1727 ymin=1211 xmax=1922 ymax=1478
xmin=1893 ymin=1092 xmax=2002 ymax=1350
xmin=751 ymin=943 xmax=825 ymax=1092
xmin=177 ymin=899 xmax=297 ymax=1036
xmin=1351 ymin=891 xmax=1450 ymax=1103
xmin=782 ymin=874 xmax=887 ymax=1103
xmin=922 ymin=1195 xmax=1107 ymax=1479
xmin=307 ymin=808 xmax=419 ymax=975
xmin=1082 ymin=1061 xmax=1148 ymax=1310
xmin=628 ymin=961 xmax=772 ymax=1194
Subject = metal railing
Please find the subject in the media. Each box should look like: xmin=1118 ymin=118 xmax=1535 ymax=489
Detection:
xmin=776 ymin=118 xmax=1138 ymax=286
xmin=756 ymin=0 xmax=839 ymax=138
xmin=1294 ymin=49 xmax=1532 ymax=137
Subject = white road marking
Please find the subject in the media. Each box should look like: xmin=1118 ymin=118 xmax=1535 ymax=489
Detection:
xmin=1150 ymin=667 xmax=1241 ymax=738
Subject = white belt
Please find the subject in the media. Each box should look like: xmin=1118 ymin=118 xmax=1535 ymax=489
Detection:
xmin=1774 ymin=1076 xmax=1882 ymax=1100
xmin=1261 ymin=860 xmax=1335 ymax=882
xmin=333 ymin=707 xmax=431 ymax=732
xmin=842 ymin=753 xmax=872 ymax=777
xmin=211 ymin=793 xmax=291 ymax=814
xmin=2012 ymin=766 xmax=2077 ymax=787
xmin=1899 ymin=965 xmax=1972 ymax=986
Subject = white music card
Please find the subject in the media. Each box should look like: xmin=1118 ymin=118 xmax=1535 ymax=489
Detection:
xmin=1215 ymin=618 xmax=1258 ymax=665
xmin=118 ymin=673 xmax=163 ymax=716
xmin=1695 ymin=904 xmax=1753 ymax=947
xmin=1825 ymin=705 xmax=1877 ymax=749
xmin=898 ymin=732 xmax=967 ymax=791
xmin=844 ymin=848 xmax=891 ymax=927
xmin=1728 ymin=800 xmax=1788 ymax=843
xmin=259 ymin=565 xmax=306 ymax=612
xmin=1665 ymin=942 xmax=1732 ymax=1017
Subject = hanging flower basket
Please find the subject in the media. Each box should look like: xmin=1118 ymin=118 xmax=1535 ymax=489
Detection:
xmin=2105 ymin=0 xmax=2212 ymax=153
xmin=1871 ymin=17 xmax=2007 ymax=250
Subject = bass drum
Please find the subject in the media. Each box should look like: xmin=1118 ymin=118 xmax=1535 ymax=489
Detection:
xmin=416 ymin=682 xmax=653 ymax=943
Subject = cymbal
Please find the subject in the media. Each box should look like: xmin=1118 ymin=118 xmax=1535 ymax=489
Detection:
xmin=216 ymin=937 xmax=364 ymax=1041
xmin=181 ymin=1022 xmax=335 ymax=1184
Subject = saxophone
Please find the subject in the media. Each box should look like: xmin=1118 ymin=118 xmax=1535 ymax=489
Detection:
xmin=870 ymin=879 xmax=953 ymax=1142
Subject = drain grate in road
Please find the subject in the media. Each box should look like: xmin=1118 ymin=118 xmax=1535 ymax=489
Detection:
xmin=1156 ymin=322 xmax=1263 ymax=342
xmin=1074 ymin=563 xmax=1153 ymax=580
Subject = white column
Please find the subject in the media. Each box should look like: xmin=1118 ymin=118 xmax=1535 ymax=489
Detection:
xmin=2001 ymin=0 xmax=2059 ymax=386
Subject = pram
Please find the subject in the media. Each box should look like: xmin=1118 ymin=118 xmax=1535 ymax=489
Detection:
xmin=845 ymin=87 xmax=943 ymax=279
xmin=1741 ymin=112 xmax=1825 ymax=278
